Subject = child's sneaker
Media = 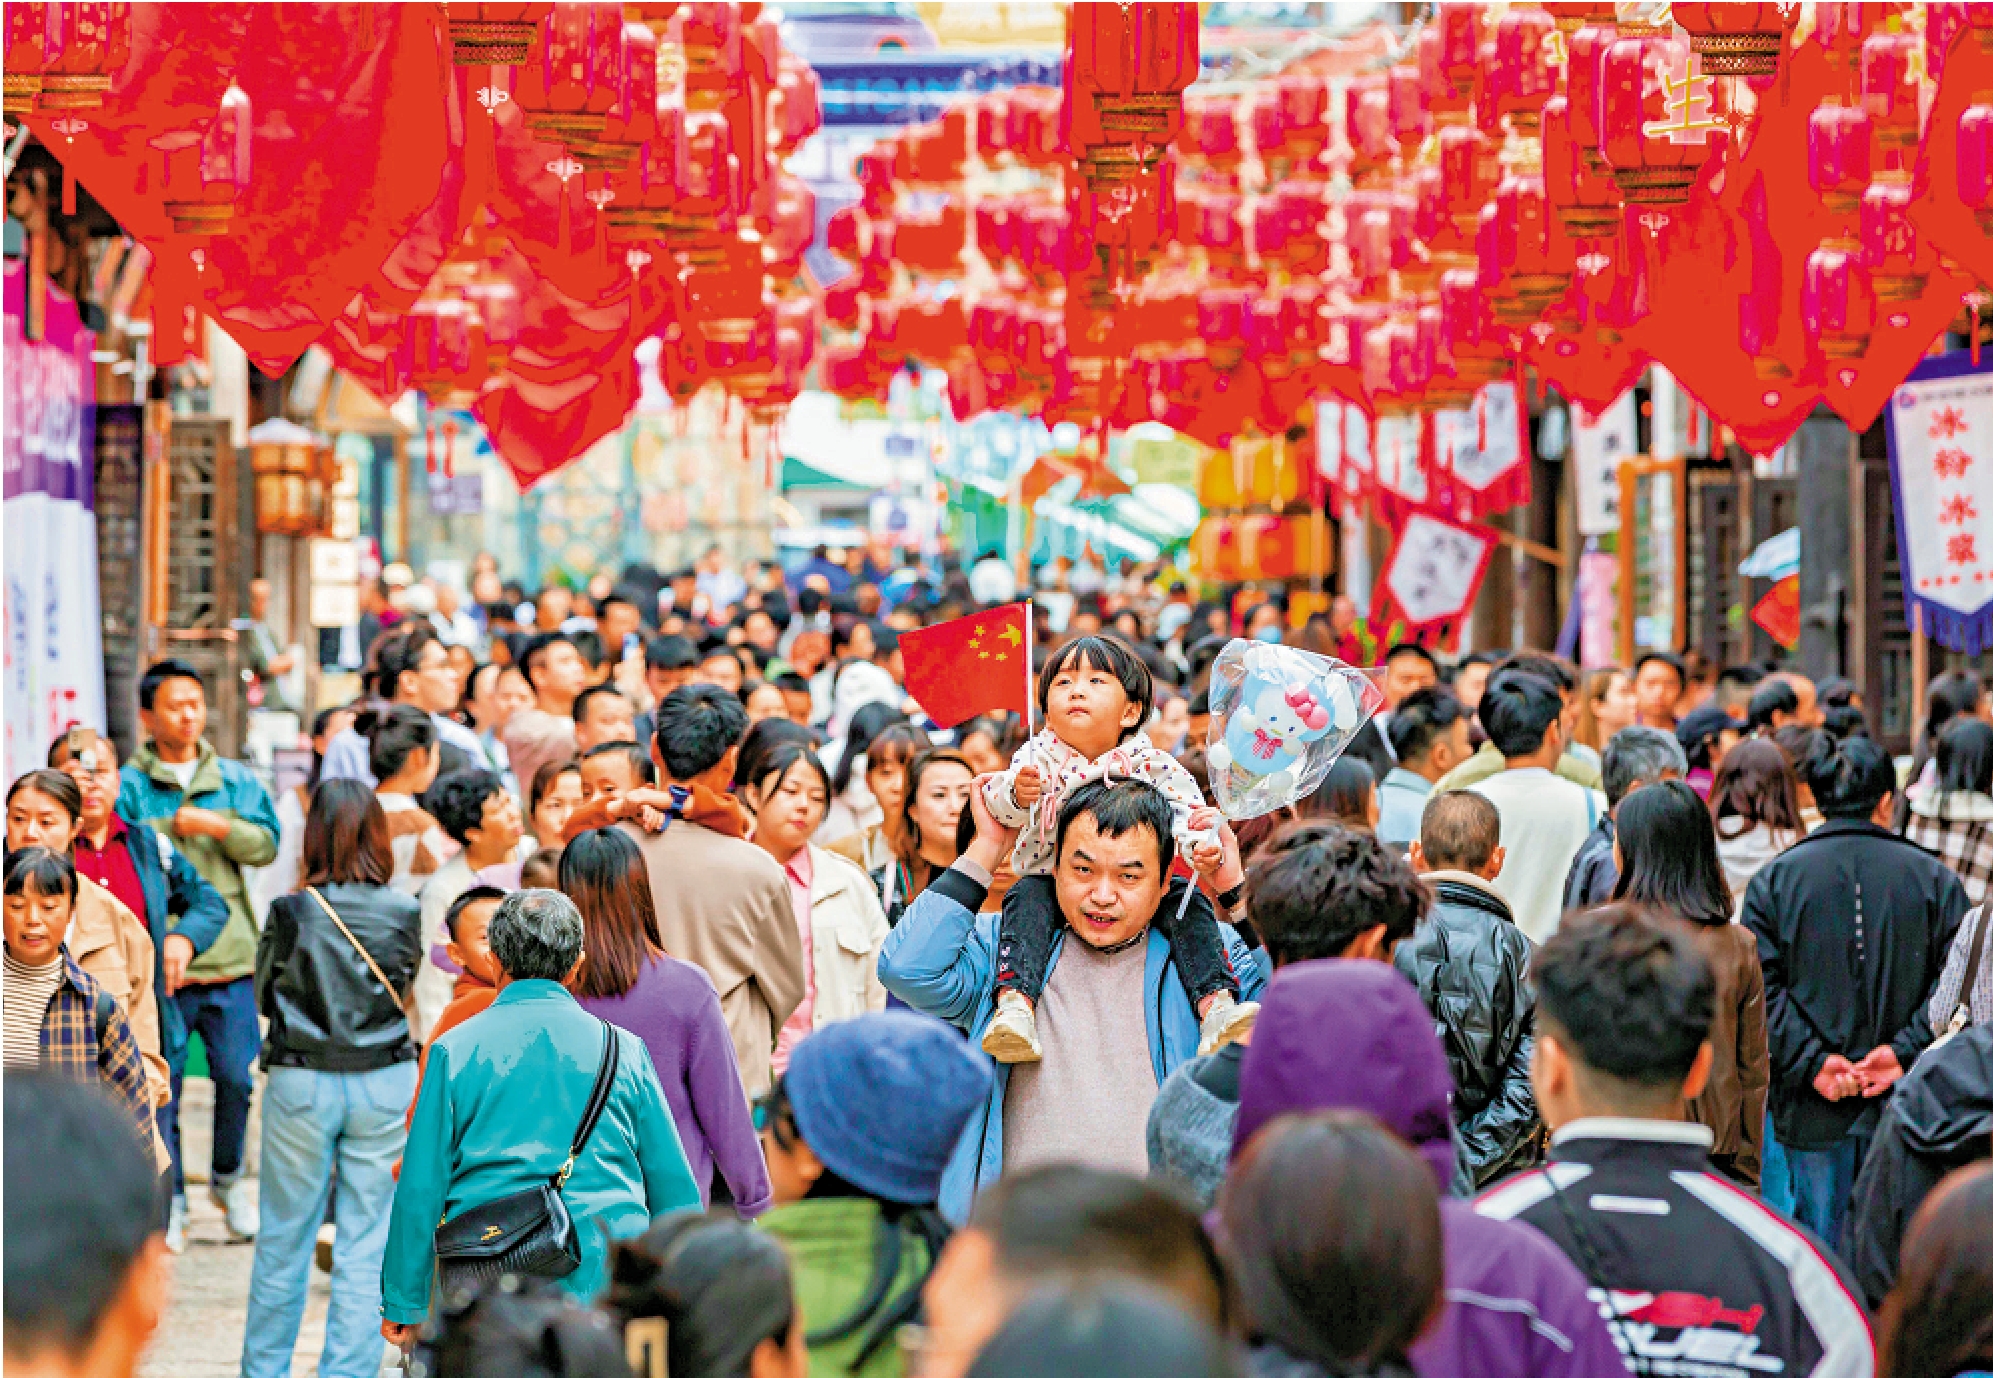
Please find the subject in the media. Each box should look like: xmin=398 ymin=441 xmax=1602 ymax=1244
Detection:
xmin=980 ymin=990 xmax=1043 ymax=1063
xmin=1197 ymin=993 xmax=1259 ymax=1056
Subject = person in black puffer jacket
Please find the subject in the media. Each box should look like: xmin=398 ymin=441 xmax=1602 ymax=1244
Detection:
xmin=1395 ymin=791 xmax=1541 ymax=1187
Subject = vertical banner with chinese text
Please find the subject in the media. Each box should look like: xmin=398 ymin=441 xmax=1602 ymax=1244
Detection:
xmin=1885 ymin=353 xmax=1993 ymax=652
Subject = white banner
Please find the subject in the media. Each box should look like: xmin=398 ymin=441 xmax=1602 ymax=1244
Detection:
xmin=1888 ymin=364 xmax=1993 ymax=620
xmin=1573 ymin=390 xmax=1639 ymax=537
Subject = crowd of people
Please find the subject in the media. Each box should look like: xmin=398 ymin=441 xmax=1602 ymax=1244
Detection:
xmin=6 ymin=543 xmax=1993 ymax=1378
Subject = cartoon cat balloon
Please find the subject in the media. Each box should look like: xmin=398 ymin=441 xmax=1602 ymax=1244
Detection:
xmin=1204 ymin=640 xmax=1384 ymax=819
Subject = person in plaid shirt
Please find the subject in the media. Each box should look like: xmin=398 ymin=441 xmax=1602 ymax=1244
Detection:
xmin=1900 ymin=718 xmax=1993 ymax=904
xmin=3 ymin=848 xmax=155 ymax=1153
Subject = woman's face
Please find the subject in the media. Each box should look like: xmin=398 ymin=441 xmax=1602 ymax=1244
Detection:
xmin=867 ymin=753 xmax=910 ymax=821
xmin=4 ymin=884 xmax=72 ymax=965
xmin=957 ymin=731 xmax=1007 ymax=778
xmin=1595 ymin=672 xmax=1639 ymax=738
xmin=744 ymin=684 xmax=788 ymax=724
xmin=751 ymin=762 xmax=828 ymax=861
xmin=909 ymin=763 xmax=975 ymax=857
xmin=533 ymin=770 xmax=584 ymax=847
xmin=6 ymin=788 xmax=77 ymax=855
xmin=496 ymin=667 xmax=537 ymax=721
xmin=316 ymin=708 xmax=356 ymax=755
xmin=1148 ymin=696 xmax=1189 ymax=751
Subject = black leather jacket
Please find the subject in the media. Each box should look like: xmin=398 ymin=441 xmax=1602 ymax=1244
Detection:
xmin=1394 ymin=873 xmax=1541 ymax=1186
xmin=256 ymin=882 xmax=422 ymax=1071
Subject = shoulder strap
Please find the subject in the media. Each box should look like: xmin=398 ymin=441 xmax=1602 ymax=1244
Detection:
xmin=1953 ymin=905 xmax=1992 ymax=1025
xmin=92 ymin=985 xmax=117 ymax=1045
xmin=305 ymin=887 xmax=398 ymax=1000
xmin=555 ymin=1020 xmax=621 ymax=1190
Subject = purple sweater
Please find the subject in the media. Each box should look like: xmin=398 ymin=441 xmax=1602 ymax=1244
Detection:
xmin=578 ymin=954 xmax=773 ymax=1217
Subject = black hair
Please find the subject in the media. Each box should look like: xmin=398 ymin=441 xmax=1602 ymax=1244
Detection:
xmin=1479 ymin=670 xmax=1564 ymax=758
xmin=1634 ymin=651 xmax=1688 ymax=691
xmin=568 ymin=629 xmax=606 ymax=672
xmin=645 ymin=634 xmax=698 ymax=672
xmin=1223 ymin=1112 xmax=1444 ymax=1375
xmin=520 ymin=632 xmax=578 ymax=687
xmin=571 ymin=683 xmax=627 ymax=726
xmin=653 ymin=685 xmax=748 ymax=782
xmin=965 ymin=1284 xmax=1235 ymax=1378
xmin=426 ymin=1276 xmax=630 ymax=1378
xmin=582 ymin=739 xmax=656 ymax=786
xmin=833 ymin=701 xmax=911 ymax=798
xmin=1821 ymin=704 xmax=1871 ymax=740
xmin=1384 ymin=642 xmax=1440 ymax=673
xmin=598 ymin=590 xmax=639 ymax=617
xmin=745 ymin=742 xmax=832 ymax=806
xmin=1534 ymin=903 xmax=1715 ymax=1094
xmin=1935 ymin=718 xmax=1993 ymax=799
xmin=970 ymin=1165 xmax=1226 ymax=1324
xmin=1806 ymin=733 xmax=1896 ymax=820
xmin=772 ymin=671 xmax=810 ymax=695
xmin=3 ymin=1072 xmax=160 ymax=1358
xmin=1675 ymin=704 xmax=1740 ymax=773
xmin=1612 ymin=780 xmax=1733 ymax=926
xmin=1037 ymin=636 xmax=1154 ymax=744
xmin=427 ymin=770 xmax=507 ymax=847
xmin=444 ymin=885 xmax=508 ymax=941
xmin=358 ymin=703 xmax=436 ymax=783
xmin=1053 ymin=778 xmax=1177 ymax=874
xmin=734 ymin=718 xmax=816 ymax=795
xmin=605 ymin=1211 xmax=798 ymax=1378
xmin=1297 ymin=756 xmax=1375 ymax=830
xmin=1386 ymin=687 xmax=1466 ymax=765
xmin=7 ymin=769 xmax=83 ymax=824
xmin=1418 ymin=791 xmax=1500 ymax=872
xmin=1746 ymin=679 xmax=1801 ymax=734
xmin=1496 ymin=650 xmax=1578 ymax=695
xmin=1817 ymin=675 xmax=1858 ymax=711
xmin=4 ymin=846 xmax=78 ymax=904
xmin=138 ymin=657 xmax=204 ymax=712
xmin=1248 ymin=823 xmax=1429 ymax=965
xmin=873 ymin=626 xmax=900 ymax=659
xmin=370 ymin=624 xmax=442 ymax=701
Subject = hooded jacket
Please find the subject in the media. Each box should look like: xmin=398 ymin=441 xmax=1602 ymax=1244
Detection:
xmin=1846 ymin=1022 xmax=1993 ymax=1306
xmin=1230 ymin=962 xmax=1629 ymax=1378
xmin=1392 ymin=872 xmax=1542 ymax=1186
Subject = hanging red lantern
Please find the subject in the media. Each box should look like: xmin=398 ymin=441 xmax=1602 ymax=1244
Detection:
xmin=1433 ymin=4 xmax=1484 ymax=108
xmin=671 ymin=2 xmax=745 ymax=111
xmin=681 ymin=237 xmax=766 ymax=343
xmin=568 ymin=22 xmax=658 ymax=171
xmin=1811 ymin=2 xmax=1874 ymax=71
xmin=1182 ymin=96 xmax=1242 ymax=170
xmin=1344 ymin=73 xmax=1398 ymax=181
xmin=1859 ymin=172 xmax=1929 ymax=302
xmin=1543 ymin=2 xmax=1614 ymax=33
xmin=1566 ymin=19 xmax=1617 ymax=165
xmin=1928 ymin=3 xmax=1993 ymax=85
xmin=1067 ymin=2 xmax=1200 ymax=143
xmin=762 ymin=174 xmax=815 ymax=278
xmin=448 ymin=3 xmax=549 ymax=65
xmin=1387 ymin=62 xmax=1428 ymax=146
xmin=1598 ymin=16 xmax=1724 ymax=205
xmin=1440 ymin=264 xmax=1511 ymax=383
xmin=37 ymin=1 xmax=130 ymax=111
xmin=514 ymin=3 xmax=621 ymax=151
xmin=4 ymin=4 xmax=47 ymax=116
xmin=1802 ymin=238 xmax=1874 ymax=359
xmin=1437 ymin=123 xmax=1496 ymax=240
xmin=1543 ymin=92 xmax=1620 ymax=234
xmin=160 ymin=81 xmax=251 ymax=236
xmin=1961 ymin=96 xmax=1993 ymax=234
xmin=1485 ymin=164 xmax=1570 ymax=317
xmin=1491 ymin=6 xmax=1559 ymax=133
xmin=1860 ymin=30 xmax=1920 ymax=154
xmin=1807 ymin=97 xmax=1872 ymax=216
xmin=1671 ymin=4 xmax=1787 ymax=79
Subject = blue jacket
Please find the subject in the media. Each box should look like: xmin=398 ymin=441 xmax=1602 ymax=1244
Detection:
xmin=878 ymin=866 xmax=1266 ymax=1224
xmin=116 ymin=816 xmax=229 ymax=1066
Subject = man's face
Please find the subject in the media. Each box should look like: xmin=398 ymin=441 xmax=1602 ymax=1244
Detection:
xmin=646 ymin=663 xmax=694 ymax=705
xmin=1453 ymin=662 xmax=1490 ymax=711
xmin=1635 ymin=661 xmax=1683 ymax=720
xmin=1431 ymin=717 xmax=1472 ymax=775
xmin=846 ymin=623 xmax=876 ymax=663
xmin=694 ymin=653 xmax=742 ymax=696
xmin=249 ymin=579 xmax=271 ymax=620
xmin=496 ymin=668 xmax=536 ymax=721
xmin=446 ymin=899 xmax=502 ymax=987
xmin=533 ymin=642 xmax=590 ymax=702
xmin=580 ymin=753 xmax=640 ymax=808
xmin=1382 ymin=653 xmax=1437 ymax=710
xmin=783 ymin=688 xmax=814 ymax=726
xmin=1053 ymin=814 xmax=1167 ymax=950
xmin=600 ymin=603 xmax=641 ymax=652
xmin=140 ymin=676 xmax=207 ymax=754
xmin=406 ymin=639 xmax=461 ymax=714
xmin=466 ymin=789 xmax=524 ymax=855
xmin=575 ymin=693 xmax=636 ymax=753
xmin=539 ymin=587 xmax=573 ymax=626
xmin=1779 ymin=674 xmax=1821 ymax=728
xmin=743 ymin=611 xmax=778 ymax=650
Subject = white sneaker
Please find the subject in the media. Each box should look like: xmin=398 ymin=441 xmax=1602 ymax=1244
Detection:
xmin=979 ymin=990 xmax=1043 ymax=1064
xmin=211 ymin=1176 xmax=258 ymax=1241
xmin=165 ymin=1195 xmax=188 ymax=1255
xmin=1197 ymin=994 xmax=1259 ymax=1056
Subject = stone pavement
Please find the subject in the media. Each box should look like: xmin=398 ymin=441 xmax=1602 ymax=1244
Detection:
xmin=141 ymin=1076 xmax=400 ymax=1378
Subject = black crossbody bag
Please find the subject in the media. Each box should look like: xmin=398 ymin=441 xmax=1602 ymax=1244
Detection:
xmin=433 ymin=1020 xmax=620 ymax=1301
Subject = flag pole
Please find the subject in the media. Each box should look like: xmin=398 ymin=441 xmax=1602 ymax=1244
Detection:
xmin=1023 ymin=600 xmax=1035 ymax=736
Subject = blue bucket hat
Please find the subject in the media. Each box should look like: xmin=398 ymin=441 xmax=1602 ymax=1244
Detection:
xmin=784 ymin=1011 xmax=991 ymax=1206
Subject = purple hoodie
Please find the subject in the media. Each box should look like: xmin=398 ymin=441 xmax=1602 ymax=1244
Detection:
xmin=578 ymin=953 xmax=773 ymax=1217
xmin=1232 ymin=961 xmax=1631 ymax=1378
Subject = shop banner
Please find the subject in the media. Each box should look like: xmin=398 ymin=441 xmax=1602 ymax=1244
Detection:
xmin=1885 ymin=351 xmax=1993 ymax=652
xmin=1573 ymin=390 xmax=1639 ymax=537
xmin=1371 ymin=511 xmax=1498 ymax=651
xmin=4 ymin=261 xmax=104 ymax=778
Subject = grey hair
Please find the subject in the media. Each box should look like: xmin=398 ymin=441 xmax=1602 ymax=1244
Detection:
xmin=1602 ymin=725 xmax=1689 ymax=808
xmin=488 ymin=888 xmax=585 ymax=982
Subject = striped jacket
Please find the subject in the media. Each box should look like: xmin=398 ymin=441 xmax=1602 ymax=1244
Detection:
xmin=32 ymin=951 xmax=157 ymax=1155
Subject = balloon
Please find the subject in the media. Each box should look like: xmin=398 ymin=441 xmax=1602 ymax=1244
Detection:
xmin=1204 ymin=640 xmax=1383 ymax=819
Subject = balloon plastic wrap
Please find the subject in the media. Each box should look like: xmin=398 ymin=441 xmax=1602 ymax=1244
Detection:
xmin=1204 ymin=640 xmax=1384 ymax=820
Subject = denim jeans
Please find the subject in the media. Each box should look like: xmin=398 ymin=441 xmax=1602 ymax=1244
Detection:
xmin=1760 ymin=1111 xmax=1796 ymax=1217
xmin=1782 ymin=1130 xmax=1866 ymax=1256
xmin=164 ymin=976 xmax=261 ymax=1194
xmin=239 ymin=1061 xmax=417 ymax=1378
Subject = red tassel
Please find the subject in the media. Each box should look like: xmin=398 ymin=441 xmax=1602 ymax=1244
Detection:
xmin=425 ymin=424 xmax=437 ymax=476
xmin=61 ymin=171 xmax=76 ymax=217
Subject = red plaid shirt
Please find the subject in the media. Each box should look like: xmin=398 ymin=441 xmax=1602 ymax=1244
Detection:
xmin=36 ymin=951 xmax=154 ymax=1148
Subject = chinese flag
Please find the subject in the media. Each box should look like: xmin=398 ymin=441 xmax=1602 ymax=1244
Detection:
xmin=901 ymin=602 xmax=1034 ymax=729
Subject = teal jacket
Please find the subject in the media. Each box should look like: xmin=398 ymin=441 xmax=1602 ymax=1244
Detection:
xmin=381 ymin=980 xmax=701 ymax=1322
xmin=119 ymin=741 xmax=279 ymax=984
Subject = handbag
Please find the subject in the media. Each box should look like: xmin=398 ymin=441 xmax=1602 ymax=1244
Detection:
xmin=1929 ymin=903 xmax=1991 ymax=1054
xmin=432 ymin=1018 xmax=621 ymax=1301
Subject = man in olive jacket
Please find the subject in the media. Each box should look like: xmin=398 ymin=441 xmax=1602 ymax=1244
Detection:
xmin=118 ymin=660 xmax=279 ymax=1241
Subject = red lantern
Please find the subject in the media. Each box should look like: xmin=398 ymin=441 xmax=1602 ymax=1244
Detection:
xmin=1344 ymin=74 xmax=1398 ymax=181
xmin=1860 ymin=31 xmax=1919 ymax=153
xmin=569 ymin=21 xmax=658 ymax=170
xmin=1543 ymin=2 xmax=1614 ymax=33
xmin=1672 ymin=4 xmax=1787 ymax=78
xmin=38 ymin=1 xmax=130 ymax=111
xmin=680 ymin=237 xmax=765 ymax=344
xmin=671 ymin=2 xmax=745 ymax=111
xmin=1928 ymin=3 xmax=1993 ymax=85
xmin=1811 ymin=3 xmax=1874 ymax=69
xmin=448 ymin=2 xmax=549 ymax=65
xmin=1566 ymin=19 xmax=1617 ymax=164
xmin=1485 ymin=166 xmax=1569 ymax=316
xmin=1182 ymin=97 xmax=1241 ymax=169
xmin=1437 ymin=123 xmax=1496 ymax=240
xmin=1067 ymin=2 xmax=1199 ymax=142
xmin=1598 ymin=19 xmax=1723 ymax=205
xmin=1491 ymin=6 xmax=1559 ymax=133
xmin=1199 ymin=286 xmax=1252 ymax=370
xmin=4 ymin=4 xmax=46 ymax=115
xmin=1440 ymin=265 xmax=1510 ymax=383
xmin=1807 ymin=98 xmax=1872 ymax=216
xmin=770 ymin=57 xmax=822 ymax=152
xmin=1388 ymin=62 xmax=1428 ymax=146
xmin=515 ymin=3 xmax=621 ymax=150
xmin=1543 ymin=93 xmax=1620 ymax=234
xmin=161 ymin=81 xmax=251 ymax=236
xmin=1961 ymin=96 xmax=1993 ymax=234
xmin=1802 ymin=239 xmax=1874 ymax=359
xmin=1859 ymin=172 xmax=1928 ymax=302
xmin=1433 ymin=4 xmax=1484 ymax=106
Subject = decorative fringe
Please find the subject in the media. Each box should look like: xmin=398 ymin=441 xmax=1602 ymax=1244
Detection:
xmin=1911 ymin=596 xmax=1993 ymax=656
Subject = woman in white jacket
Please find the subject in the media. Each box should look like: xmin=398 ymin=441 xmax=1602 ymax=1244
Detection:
xmin=1708 ymin=739 xmax=1807 ymax=914
xmin=743 ymin=741 xmax=888 ymax=1076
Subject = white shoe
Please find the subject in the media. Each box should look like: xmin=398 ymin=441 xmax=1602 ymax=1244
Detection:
xmin=165 ymin=1195 xmax=188 ymax=1255
xmin=980 ymin=990 xmax=1043 ymax=1064
xmin=1197 ymin=994 xmax=1259 ymax=1056
xmin=211 ymin=1176 xmax=258 ymax=1241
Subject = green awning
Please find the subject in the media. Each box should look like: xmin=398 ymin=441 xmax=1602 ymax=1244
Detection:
xmin=781 ymin=456 xmax=871 ymax=492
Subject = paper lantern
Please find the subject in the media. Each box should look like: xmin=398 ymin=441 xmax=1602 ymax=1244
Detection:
xmin=1928 ymin=2 xmax=1993 ymax=85
xmin=1598 ymin=17 xmax=1723 ymax=205
xmin=1067 ymin=1 xmax=1199 ymax=142
xmin=1807 ymin=98 xmax=1872 ymax=216
xmin=1486 ymin=167 xmax=1569 ymax=316
xmin=1433 ymin=4 xmax=1484 ymax=106
xmin=1566 ymin=18 xmax=1617 ymax=164
xmin=1543 ymin=92 xmax=1621 ymax=234
xmin=1859 ymin=172 xmax=1928 ymax=302
xmin=1440 ymin=265 xmax=1511 ymax=383
xmin=1543 ymin=2 xmax=1615 ymax=32
xmin=1437 ymin=123 xmax=1495 ymax=238
xmin=1811 ymin=2 xmax=1874 ymax=66
xmin=1672 ymin=4 xmax=1787 ymax=78
xmin=671 ymin=2 xmax=745 ymax=111
xmin=4 ymin=4 xmax=46 ymax=116
xmin=1388 ymin=61 xmax=1428 ymax=146
xmin=1491 ymin=6 xmax=1559 ymax=132
xmin=1182 ymin=96 xmax=1242 ymax=168
xmin=680 ymin=237 xmax=765 ymax=343
xmin=1802 ymin=239 xmax=1874 ymax=359
xmin=448 ymin=2 xmax=548 ymax=65
xmin=1860 ymin=31 xmax=1919 ymax=153
xmin=160 ymin=81 xmax=251 ymax=236
xmin=1344 ymin=74 xmax=1398 ymax=180
xmin=1961 ymin=96 xmax=1993 ymax=234
xmin=514 ymin=3 xmax=622 ymax=150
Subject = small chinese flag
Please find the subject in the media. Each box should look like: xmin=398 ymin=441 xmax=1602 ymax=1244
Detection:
xmin=901 ymin=602 xmax=1034 ymax=729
